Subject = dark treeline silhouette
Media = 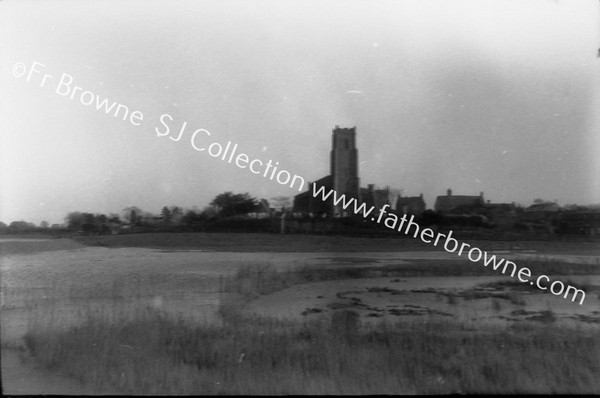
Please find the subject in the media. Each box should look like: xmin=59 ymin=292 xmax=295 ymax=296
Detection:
xmin=1 ymin=191 xmax=599 ymax=239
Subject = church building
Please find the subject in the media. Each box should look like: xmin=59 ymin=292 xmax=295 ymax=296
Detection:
xmin=293 ymin=126 xmax=401 ymax=217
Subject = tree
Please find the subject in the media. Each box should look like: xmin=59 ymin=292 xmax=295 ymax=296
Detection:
xmin=66 ymin=212 xmax=85 ymax=231
xmin=182 ymin=209 xmax=200 ymax=225
xmin=122 ymin=206 xmax=143 ymax=225
xmin=210 ymin=192 xmax=260 ymax=218
xmin=81 ymin=213 xmax=97 ymax=234
xmin=8 ymin=221 xmax=36 ymax=233
xmin=160 ymin=206 xmax=172 ymax=224
xmin=94 ymin=214 xmax=111 ymax=234
xmin=40 ymin=221 xmax=49 ymax=229
xmin=141 ymin=211 xmax=154 ymax=223
xmin=170 ymin=206 xmax=183 ymax=225
xmin=201 ymin=205 xmax=218 ymax=220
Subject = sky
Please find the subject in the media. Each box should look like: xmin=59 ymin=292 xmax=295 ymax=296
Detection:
xmin=1 ymin=0 xmax=599 ymax=225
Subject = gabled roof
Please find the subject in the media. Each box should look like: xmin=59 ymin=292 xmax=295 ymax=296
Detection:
xmin=313 ymin=175 xmax=333 ymax=188
xmin=525 ymin=202 xmax=560 ymax=212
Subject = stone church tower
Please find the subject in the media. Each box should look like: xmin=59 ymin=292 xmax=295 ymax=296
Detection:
xmin=330 ymin=125 xmax=360 ymax=216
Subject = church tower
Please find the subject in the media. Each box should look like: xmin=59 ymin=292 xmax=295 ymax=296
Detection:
xmin=330 ymin=125 xmax=359 ymax=216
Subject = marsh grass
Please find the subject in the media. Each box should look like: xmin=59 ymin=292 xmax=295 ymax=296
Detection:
xmin=219 ymin=263 xmax=379 ymax=298
xmin=21 ymin=301 xmax=600 ymax=395
xmin=13 ymin=254 xmax=600 ymax=394
xmin=220 ymin=260 xmax=600 ymax=307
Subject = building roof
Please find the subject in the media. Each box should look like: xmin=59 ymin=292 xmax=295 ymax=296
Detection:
xmin=484 ymin=202 xmax=515 ymax=209
xmin=293 ymin=175 xmax=332 ymax=200
xmin=313 ymin=175 xmax=333 ymax=188
xmin=396 ymin=196 xmax=424 ymax=207
xmin=435 ymin=195 xmax=484 ymax=212
xmin=360 ymin=186 xmax=396 ymax=209
xmin=525 ymin=202 xmax=560 ymax=212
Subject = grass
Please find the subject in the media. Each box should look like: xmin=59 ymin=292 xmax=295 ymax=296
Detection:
xmin=21 ymin=302 xmax=600 ymax=395
xmin=220 ymin=259 xmax=600 ymax=301
xmin=219 ymin=263 xmax=378 ymax=298
xmin=7 ymin=236 xmax=600 ymax=394
xmin=17 ymin=261 xmax=600 ymax=395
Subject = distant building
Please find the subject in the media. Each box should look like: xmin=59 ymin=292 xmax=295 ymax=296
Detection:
xmin=293 ymin=175 xmax=333 ymax=217
xmin=482 ymin=201 xmax=517 ymax=228
xmin=293 ymin=126 xmax=361 ymax=217
xmin=293 ymin=126 xmax=399 ymax=217
xmin=331 ymin=126 xmax=360 ymax=216
xmin=525 ymin=202 xmax=560 ymax=213
xmin=434 ymin=189 xmax=485 ymax=213
xmin=521 ymin=201 xmax=560 ymax=223
xmin=361 ymin=184 xmax=396 ymax=211
xmin=558 ymin=209 xmax=600 ymax=235
xmin=396 ymin=193 xmax=426 ymax=215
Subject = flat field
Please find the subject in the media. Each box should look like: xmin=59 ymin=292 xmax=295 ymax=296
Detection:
xmin=1 ymin=233 xmax=599 ymax=394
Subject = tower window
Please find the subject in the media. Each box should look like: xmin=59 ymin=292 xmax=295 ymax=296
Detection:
xmin=344 ymin=139 xmax=349 ymax=149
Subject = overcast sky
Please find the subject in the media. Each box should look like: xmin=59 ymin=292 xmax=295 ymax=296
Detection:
xmin=2 ymin=0 xmax=599 ymax=225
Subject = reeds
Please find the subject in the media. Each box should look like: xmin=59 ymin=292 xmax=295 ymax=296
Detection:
xmin=21 ymin=302 xmax=600 ymax=395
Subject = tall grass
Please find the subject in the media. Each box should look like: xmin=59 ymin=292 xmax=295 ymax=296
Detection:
xmin=22 ymin=303 xmax=600 ymax=395
xmin=14 ymin=257 xmax=600 ymax=394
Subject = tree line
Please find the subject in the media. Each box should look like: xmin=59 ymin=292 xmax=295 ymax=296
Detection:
xmin=0 ymin=192 xmax=292 ymax=235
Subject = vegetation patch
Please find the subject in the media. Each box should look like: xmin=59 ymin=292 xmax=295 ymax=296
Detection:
xmin=21 ymin=306 xmax=600 ymax=395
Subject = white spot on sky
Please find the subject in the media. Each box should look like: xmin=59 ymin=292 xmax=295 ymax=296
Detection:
xmin=346 ymin=90 xmax=362 ymax=94
xmin=262 ymin=146 xmax=268 ymax=152
xmin=164 ymin=85 xmax=170 ymax=89
xmin=373 ymin=42 xmax=379 ymax=47
xmin=502 ymin=150 xmax=508 ymax=154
